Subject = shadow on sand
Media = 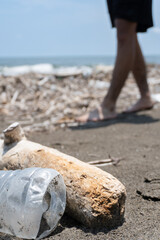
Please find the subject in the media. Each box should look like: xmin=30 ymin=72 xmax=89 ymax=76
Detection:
xmin=51 ymin=213 xmax=125 ymax=237
xmin=70 ymin=113 xmax=160 ymax=131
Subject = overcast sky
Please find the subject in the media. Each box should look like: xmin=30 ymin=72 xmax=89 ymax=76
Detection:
xmin=1 ymin=0 xmax=160 ymax=57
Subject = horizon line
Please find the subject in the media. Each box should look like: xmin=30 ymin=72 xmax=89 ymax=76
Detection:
xmin=0 ymin=54 xmax=160 ymax=59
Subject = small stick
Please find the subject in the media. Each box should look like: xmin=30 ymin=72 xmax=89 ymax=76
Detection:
xmin=11 ymin=90 xmax=19 ymax=104
xmin=88 ymin=156 xmax=123 ymax=166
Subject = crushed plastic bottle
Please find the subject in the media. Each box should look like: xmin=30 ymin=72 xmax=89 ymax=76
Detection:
xmin=0 ymin=167 xmax=66 ymax=239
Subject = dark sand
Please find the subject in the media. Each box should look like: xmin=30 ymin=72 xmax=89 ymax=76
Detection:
xmin=0 ymin=108 xmax=160 ymax=240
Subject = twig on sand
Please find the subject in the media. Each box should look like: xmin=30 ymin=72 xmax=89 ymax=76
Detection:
xmin=88 ymin=155 xmax=123 ymax=167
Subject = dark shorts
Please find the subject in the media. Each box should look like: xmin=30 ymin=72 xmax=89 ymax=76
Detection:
xmin=107 ymin=0 xmax=153 ymax=32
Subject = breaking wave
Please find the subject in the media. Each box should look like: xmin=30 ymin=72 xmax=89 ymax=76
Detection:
xmin=0 ymin=64 xmax=54 ymax=76
xmin=0 ymin=63 xmax=113 ymax=77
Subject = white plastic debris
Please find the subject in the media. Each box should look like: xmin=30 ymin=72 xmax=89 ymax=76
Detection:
xmin=0 ymin=139 xmax=3 ymax=158
xmin=151 ymin=93 xmax=160 ymax=103
xmin=89 ymin=80 xmax=110 ymax=89
xmin=54 ymin=67 xmax=82 ymax=77
xmin=148 ymin=78 xmax=160 ymax=85
xmin=0 ymin=167 xmax=66 ymax=239
xmin=94 ymin=65 xmax=113 ymax=74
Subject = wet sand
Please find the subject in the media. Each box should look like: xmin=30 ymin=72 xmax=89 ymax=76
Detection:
xmin=1 ymin=108 xmax=159 ymax=240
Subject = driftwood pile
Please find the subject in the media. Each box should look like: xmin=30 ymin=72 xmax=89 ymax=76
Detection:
xmin=0 ymin=64 xmax=160 ymax=134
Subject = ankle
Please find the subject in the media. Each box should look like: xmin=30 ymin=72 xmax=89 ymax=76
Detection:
xmin=101 ymin=98 xmax=116 ymax=112
xmin=140 ymin=93 xmax=152 ymax=101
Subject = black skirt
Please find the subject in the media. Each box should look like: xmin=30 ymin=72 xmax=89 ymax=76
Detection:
xmin=107 ymin=0 xmax=153 ymax=32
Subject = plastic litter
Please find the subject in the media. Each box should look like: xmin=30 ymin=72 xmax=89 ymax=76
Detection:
xmin=0 ymin=167 xmax=66 ymax=239
xmin=151 ymin=93 xmax=160 ymax=103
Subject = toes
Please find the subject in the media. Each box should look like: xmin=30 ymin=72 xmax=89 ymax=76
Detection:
xmin=76 ymin=114 xmax=89 ymax=122
xmin=76 ymin=109 xmax=117 ymax=123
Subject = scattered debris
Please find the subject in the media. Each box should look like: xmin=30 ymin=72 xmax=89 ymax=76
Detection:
xmin=151 ymin=93 xmax=160 ymax=103
xmin=0 ymin=64 xmax=159 ymax=133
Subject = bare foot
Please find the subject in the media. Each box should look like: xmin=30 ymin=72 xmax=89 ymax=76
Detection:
xmin=123 ymin=97 xmax=154 ymax=113
xmin=76 ymin=106 xmax=117 ymax=123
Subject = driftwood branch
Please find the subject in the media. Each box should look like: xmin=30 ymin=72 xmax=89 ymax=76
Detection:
xmin=3 ymin=122 xmax=26 ymax=145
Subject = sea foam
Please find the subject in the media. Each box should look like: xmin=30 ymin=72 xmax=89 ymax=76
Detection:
xmin=0 ymin=64 xmax=94 ymax=77
xmin=0 ymin=64 xmax=54 ymax=76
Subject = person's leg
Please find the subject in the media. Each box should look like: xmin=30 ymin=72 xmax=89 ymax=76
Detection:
xmin=124 ymin=36 xmax=154 ymax=112
xmin=102 ymin=19 xmax=137 ymax=110
xmin=76 ymin=19 xmax=137 ymax=122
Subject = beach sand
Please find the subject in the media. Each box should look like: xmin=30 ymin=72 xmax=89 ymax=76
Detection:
xmin=0 ymin=108 xmax=160 ymax=240
xmin=0 ymin=64 xmax=160 ymax=240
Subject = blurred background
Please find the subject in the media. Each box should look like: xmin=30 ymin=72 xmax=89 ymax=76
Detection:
xmin=0 ymin=0 xmax=160 ymax=68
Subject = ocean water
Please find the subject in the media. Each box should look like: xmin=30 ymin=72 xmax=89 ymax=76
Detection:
xmin=0 ymin=55 xmax=159 ymax=76
xmin=0 ymin=56 xmax=115 ymax=67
